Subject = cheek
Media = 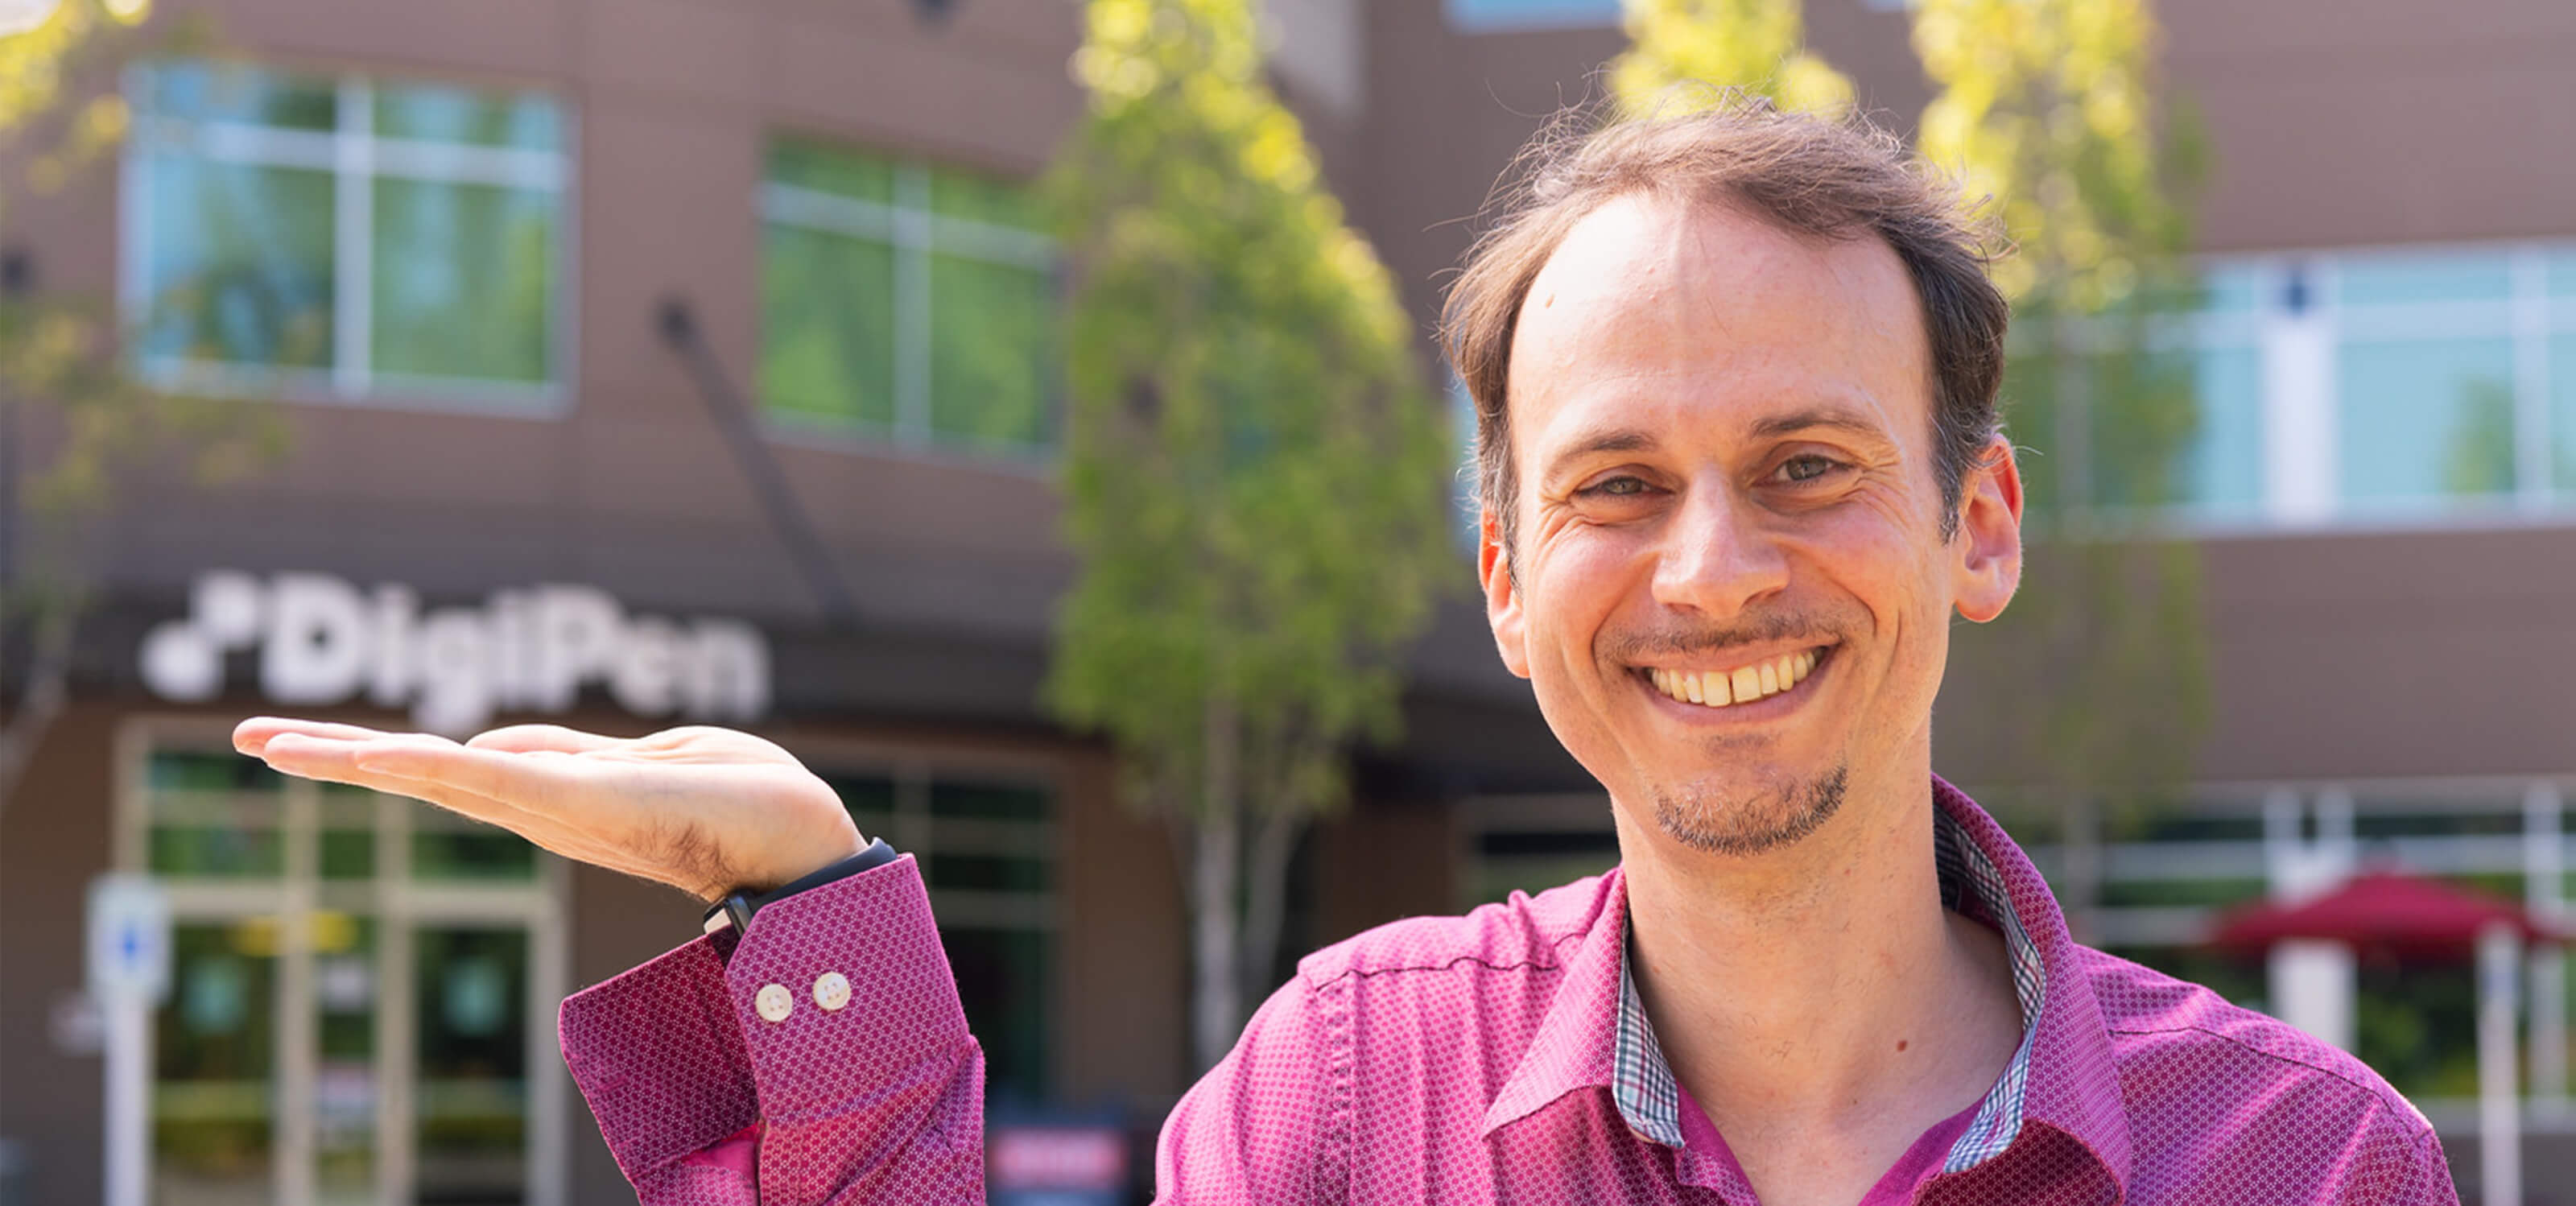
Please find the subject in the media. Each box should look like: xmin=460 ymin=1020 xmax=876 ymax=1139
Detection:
xmin=1524 ymin=531 xmax=1649 ymax=664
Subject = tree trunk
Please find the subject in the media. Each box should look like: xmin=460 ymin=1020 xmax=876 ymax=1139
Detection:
xmin=1240 ymin=804 xmax=1303 ymax=1010
xmin=0 ymin=590 xmax=77 ymax=815
xmin=1189 ymin=692 xmax=1244 ymax=1072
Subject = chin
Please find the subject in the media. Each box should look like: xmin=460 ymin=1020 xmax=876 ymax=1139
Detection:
xmin=1640 ymin=762 xmax=1849 ymax=857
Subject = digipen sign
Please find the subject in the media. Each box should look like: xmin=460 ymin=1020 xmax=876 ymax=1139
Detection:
xmin=139 ymin=571 xmax=770 ymax=734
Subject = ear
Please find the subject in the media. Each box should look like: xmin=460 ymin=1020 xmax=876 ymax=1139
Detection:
xmin=1951 ymin=436 xmax=2024 ymax=624
xmin=1478 ymin=509 xmax=1534 ymax=679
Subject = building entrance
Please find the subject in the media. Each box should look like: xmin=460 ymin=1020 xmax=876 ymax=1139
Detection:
xmin=118 ymin=720 xmax=566 ymax=1206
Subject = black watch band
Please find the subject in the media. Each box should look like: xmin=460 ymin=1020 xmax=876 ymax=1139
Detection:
xmin=700 ymin=838 xmax=899 ymax=936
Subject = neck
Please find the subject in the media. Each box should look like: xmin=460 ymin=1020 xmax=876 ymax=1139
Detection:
xmin=1614 ymin=760 xmax=2021 ymax=1140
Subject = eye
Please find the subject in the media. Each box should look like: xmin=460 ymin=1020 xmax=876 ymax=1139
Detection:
xmin=1773 ymin=455 xmax=1843 ymax=484
xmin=1577 ymin=474 xmax=1653 ymax=498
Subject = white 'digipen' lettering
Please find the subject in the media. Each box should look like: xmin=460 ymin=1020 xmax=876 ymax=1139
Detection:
xmin=138 ymin=570 xmax=772 ymax=735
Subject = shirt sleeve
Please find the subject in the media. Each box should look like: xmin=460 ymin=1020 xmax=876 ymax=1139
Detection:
xmin=1153 ymin=971 xmax=1348 ymax=1204
xmin=558 ymin=853 xmax=985 ymax=1206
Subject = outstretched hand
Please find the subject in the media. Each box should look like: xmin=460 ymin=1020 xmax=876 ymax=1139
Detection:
xmin=234 ymin=717 xmax=865 ymax=902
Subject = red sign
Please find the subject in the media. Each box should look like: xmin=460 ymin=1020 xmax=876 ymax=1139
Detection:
xmin=989 ymin=1127 xmax=1127 ymax=1191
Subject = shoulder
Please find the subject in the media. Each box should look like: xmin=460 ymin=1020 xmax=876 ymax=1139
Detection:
xmin=2075 ymin=948 xmax=2453 ymax=1201
xmin=1292 ymin=871 xmax=1613 ymax=992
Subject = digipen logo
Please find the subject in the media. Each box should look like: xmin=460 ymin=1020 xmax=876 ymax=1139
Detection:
xmin=140 ymin=570 xmax=771 ymax=734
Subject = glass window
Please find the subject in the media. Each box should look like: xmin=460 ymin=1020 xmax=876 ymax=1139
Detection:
xmin=2549 ymin=247 xmax=2576 ymax=299
xmin=138 ymin=154 xmax=336 ymax=369
xmin=130 ymin=60 xmax=567 ymax=402
xmin=2554 ymin=332 xmax=2576 ymax=498
xmin=1443 ymin=0 xmax=1623 ymax=32
xmin=760 ymin=137 xmax=1057 ymax=451
xmin=369 ymin=179 xmax=558 ymax=385
xmin=2337 ymin=337 xmax=2518 ymax=510
xmin=829 ymin=766 xmax=1058 ymax=1104
xmin=2334 ymin=249 xmax=2512 ymax=308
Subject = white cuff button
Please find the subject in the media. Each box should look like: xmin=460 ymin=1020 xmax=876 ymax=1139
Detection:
xmin=754 ymin=982 xmax=794 ymax=1023
xmin=814 ymin=971 xmax=852 ymax=1012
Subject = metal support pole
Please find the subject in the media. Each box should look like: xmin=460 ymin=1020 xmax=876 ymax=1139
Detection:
xmin=2480 ymin=922 xmax=2524 ymax=1206
xmin=655 ymin=297 xmax=862 ymax=632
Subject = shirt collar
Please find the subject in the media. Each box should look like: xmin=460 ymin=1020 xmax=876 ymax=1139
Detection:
xmin=1480 ymin=777 xmax=2135 ymax=1192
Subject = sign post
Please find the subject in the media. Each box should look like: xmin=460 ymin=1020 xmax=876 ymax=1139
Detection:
xmin=87 ymin=874 xmax=171 ymax=1206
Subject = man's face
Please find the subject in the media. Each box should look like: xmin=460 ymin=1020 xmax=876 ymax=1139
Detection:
xmin=1479 ymin=193 xmax=2021 ymax=857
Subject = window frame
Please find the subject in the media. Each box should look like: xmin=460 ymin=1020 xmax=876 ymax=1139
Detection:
xmin=787 ymin=731 xmax=1073 ymax=1102
xmin=118 ymin=60 xmax=580 ymax=418
xmin=756 ymin=139 xmax=1063 ymax=458
xmin=2044 ymin=238 xmax=2576 ymax=538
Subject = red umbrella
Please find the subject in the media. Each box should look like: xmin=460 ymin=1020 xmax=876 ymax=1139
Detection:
xmin=2209 ymin=869 xmax=2562 ymax=958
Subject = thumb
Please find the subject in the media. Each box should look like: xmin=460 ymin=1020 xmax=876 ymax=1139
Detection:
xmin=465 ymin=724 xmax=625 ymax=755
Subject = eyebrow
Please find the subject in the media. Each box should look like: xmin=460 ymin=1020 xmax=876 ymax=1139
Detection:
xmin=1539 ymin=406 xmax=1899 ymax=484
xmin=1747 ymin=407 xmax=1893 ymax=441
xmin=1540 ymin=429 xmax=1662 ymax=485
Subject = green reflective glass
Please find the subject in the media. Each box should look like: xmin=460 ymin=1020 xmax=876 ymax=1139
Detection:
xmin=941 ymin=927 xmax=1050 ymax=1104
xmin=415 ymin=927 xmax=529 ymax=1203
xmin=155 ymin=923 xmax=279 ymax=1202
xmin=371 ymin=179 xmax=557 ymax=385
xmin=928 ymin=253 xmax=1053 ymax=446
xmin=315 ymin=915 xmax=379 ymax=1205
xmin=142 ymin=152 xmax=336 ymax=369
xmin=930 ymin=167 xmax=1043 ymax=233
xmin=411 ymin=829 xmax=538 ymax=882
xmin=146 ymin=60 xmax=336 ymax=130
xmin=150 ymin=750 xmax=283 ymax=793
xmin=2335 ymin=250 xmax=2512 ymax=307
xmin=924 ymin=851 xmax=1051 ymax=893
xmin=374 ymin=83 xmax=560 ymax=151
xmin=930 ymin=781 xmax=1050 ymax=821
xmin=761 ymin=224 xmax=896 ymax=428
xmin=768 ymin=138 xmax=894 ymax=203
xmin=151 ymin=825 xmax=286 ymax=878
xmin=2338 ymin=337 xmax=2518 ymax=507
xmin=829 ymin=773 xmax=898 ymax=838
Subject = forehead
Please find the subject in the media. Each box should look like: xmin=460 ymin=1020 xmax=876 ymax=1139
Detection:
xmin=1505 ymin=192 xmax=1933 ymax=465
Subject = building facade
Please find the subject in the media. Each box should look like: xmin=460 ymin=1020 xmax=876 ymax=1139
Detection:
xmin=0 ymin=0 xmax=2571 ymax=1202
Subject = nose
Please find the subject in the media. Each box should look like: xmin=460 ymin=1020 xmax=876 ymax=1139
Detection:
xmin=1650 ymin=477 xmax=1790 ymax=619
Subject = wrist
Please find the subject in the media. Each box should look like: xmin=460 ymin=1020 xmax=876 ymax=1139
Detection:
xmin=700 ymin=837 xmax=899 ymax=936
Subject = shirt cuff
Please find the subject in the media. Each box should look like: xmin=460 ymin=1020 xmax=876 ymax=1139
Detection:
xmin=559 ymin=933 xmax=760 ymax=1188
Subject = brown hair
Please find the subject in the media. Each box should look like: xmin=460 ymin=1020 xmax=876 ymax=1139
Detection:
xmin=1441 ymin=97 xmax=2010 ymax=564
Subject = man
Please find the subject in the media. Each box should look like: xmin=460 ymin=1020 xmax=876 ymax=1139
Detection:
xmin=237 ymin=102 xmax=2456 ymax=1204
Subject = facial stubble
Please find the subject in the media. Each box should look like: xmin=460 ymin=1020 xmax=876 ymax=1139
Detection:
xmin=1651 ymin=760 xmax=1849 ymax=856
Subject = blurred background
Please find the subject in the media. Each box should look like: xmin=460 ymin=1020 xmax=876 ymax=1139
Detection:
xmin=0 ymin=0 xmax=2570 ymax=1203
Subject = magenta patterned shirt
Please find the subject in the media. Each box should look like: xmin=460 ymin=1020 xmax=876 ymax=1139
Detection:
xmin=558 ymin=778 xmax=2459 ymax=1204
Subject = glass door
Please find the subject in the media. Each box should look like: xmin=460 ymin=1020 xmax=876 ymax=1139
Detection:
xmin=124 ymin=729 xmax=564 ymax=1206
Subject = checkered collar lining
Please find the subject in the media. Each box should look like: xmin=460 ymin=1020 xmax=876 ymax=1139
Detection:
xmin=1610 ymin=807 xmax=2049 ymax=1174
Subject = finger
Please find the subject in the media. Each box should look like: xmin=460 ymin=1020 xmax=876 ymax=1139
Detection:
xmin=465 ymin=724 xmax=626 ymax=756
xmin=343 ymin=737 xmax=586 ymax=818
xmin=234 ymin=716 xmax=409 ymax=757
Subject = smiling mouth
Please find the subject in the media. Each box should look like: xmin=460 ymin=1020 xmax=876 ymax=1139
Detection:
xmin=1638 ymin=646 xmax=1831 ymax=709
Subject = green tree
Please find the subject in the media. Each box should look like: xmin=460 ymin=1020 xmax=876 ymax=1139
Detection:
xmin=1046 ymin=0 xmax=1454 ymax=1070
xmin=1910 ymin=0 xmax=2211 ymax=933
xmin=1611 ymin=0 xmax=1853 ymax=118
xmin=0 ymin=0 xmax=285 ymax=816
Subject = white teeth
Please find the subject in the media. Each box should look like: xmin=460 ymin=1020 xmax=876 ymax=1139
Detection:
xmin=1648 ymin=648 xmax=1825 ymax=708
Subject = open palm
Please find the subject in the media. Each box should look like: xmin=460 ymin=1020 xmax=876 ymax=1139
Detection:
xmin=234 ymin=717 xmax=865 ymax=902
